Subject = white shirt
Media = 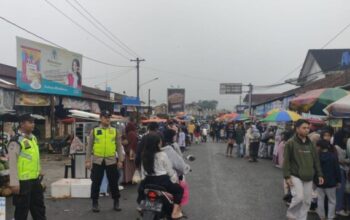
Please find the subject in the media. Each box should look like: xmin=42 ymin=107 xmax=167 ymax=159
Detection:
xmin=141 ymin=152 xmax=178 ymax=183
xmin=202 ymin=128 xmax=208 ymax=136
xmin=178 ymin=132 xmax=186 ymax=147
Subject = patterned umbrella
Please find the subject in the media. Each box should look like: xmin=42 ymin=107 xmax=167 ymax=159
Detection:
xmin=261 ymin=110 xmax=301 ymax=122
xmin=265 ymin=108 xmax=281 ymax=116
xmin=290 ymin=88 xmax=349 ymax=115
xmin=216 ymin=113 xmax=238 ymax=121
xmin=324 ymin=94 xmax=350 ymax=118
xmin=230 ymin=114 xmax=250 ymax=121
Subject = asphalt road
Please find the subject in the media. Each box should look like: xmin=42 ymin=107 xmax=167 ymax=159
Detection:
xmin=5 ymin=142 xmax=346 ymax=220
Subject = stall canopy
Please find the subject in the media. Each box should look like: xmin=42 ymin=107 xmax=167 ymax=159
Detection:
xmin=68 ymin=110 xmax=126 ymax=122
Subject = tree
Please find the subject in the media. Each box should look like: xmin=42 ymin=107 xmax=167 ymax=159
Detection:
xmin=197 ymin=100 xmax=218 ymax=110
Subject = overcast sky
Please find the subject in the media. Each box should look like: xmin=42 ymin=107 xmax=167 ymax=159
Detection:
xmin=1 ymin=0 xmax=350 ymax=109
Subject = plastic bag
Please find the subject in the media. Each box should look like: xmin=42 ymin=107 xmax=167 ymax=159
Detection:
xmin=132 ymin=170 xmax=141 ymax=184
xmin=346 ymin=180 xmax=350 ymax=194
xmin=179 ymin=180 xmax=190 ymax=206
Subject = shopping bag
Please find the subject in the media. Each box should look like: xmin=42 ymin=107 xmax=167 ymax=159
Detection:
xmin=179 ymin=180 xmax=190 ymax=206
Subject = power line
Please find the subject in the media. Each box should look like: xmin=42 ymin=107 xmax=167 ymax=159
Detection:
xmin=65 ymin=0 xmax=138 ymax=58
xmin=0 ymin=16 xmax=132 ymax=68
xmin=94 ymin=68 xmax=134 ymax=86
xmin=254 ymin=63 xmax=342 ymax=89
xmin=275 ymin=21 xmax=350 ymax=83
xmin=72 ymin=0 xmax=141 ymax=58
xmin=84 ymin=68 xmax=134 ymax=80
xmin=44 ymin=0 xmax=132 ymax=61
xmin=143 ymin=66 xmax=221 ymax=82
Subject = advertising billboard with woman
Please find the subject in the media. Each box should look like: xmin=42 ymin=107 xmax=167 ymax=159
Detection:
xmin=16 ymin=37 xmax=83 ymax=96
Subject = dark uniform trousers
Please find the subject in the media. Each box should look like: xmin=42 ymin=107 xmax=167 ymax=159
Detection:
xmin=13 ymin=178 xmax=46 ymax=220
xmin=90 ymin=160 xmax=120 ymax=202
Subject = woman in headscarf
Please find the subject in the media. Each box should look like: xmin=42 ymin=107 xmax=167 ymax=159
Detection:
xmin=123 ymin=121 xmax=138 ymax=184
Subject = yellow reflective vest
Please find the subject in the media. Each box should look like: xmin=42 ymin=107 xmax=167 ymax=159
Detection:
xmin=93 ymin=127 xmax=117 ymax=157
xmin=17 ymin=135 xmax=41 ymax=181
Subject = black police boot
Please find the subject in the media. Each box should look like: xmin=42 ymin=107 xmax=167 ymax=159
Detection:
xmin=92 ymin=201 xmax=100 ymax=213
xmin=113 ymin=199 xmax=122 ymax=211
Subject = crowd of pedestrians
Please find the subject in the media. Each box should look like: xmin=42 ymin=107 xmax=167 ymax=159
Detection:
xmin=208 ymin=118 xmax=350 ymax=219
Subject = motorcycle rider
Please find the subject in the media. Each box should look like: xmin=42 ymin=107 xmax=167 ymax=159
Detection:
xmin=140 ymin=134 xmax=185 ymax=219
xmin=162 ymin=129 xmax=190 ymax=176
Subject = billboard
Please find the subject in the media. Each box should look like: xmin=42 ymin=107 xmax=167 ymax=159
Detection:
xmin=167 ymin=89 xmax=185 ymax=113
xmin=16 ymin=37 xmax=83 ymax=96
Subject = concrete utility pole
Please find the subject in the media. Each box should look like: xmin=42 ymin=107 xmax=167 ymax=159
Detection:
xmin=130 ymin=58 xmax=145 ymax=122
xmin=148 ymin=89 xmax=151 ymax=115
xmin=248 ymin=83 xmax=253 ymax=116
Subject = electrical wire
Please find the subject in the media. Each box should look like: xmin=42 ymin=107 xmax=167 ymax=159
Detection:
xmin=0 ymin=16 xmax=132 ymax=68
xmin=72 ymin=0 xmax=141 ymax=58
xmin=65 ymin=0 xmax=138 ymax=58
xmin=84 ymin=68 xmax=134 ymax=80
xmin=44 ymin=0 xmax=132 ymax=61
xmin=254 ymin=63 xmax=342 ymax=89
xmin=93 ymin=68 xmax=134 ymax=86
xmin=274 ymin=22 xmax=350 ymax=83
xmin=143 ymin=66 xmax=221 ymax=82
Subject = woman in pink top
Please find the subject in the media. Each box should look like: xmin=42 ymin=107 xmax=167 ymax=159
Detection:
xmin=276 ymin=131 xmax=293 ymax=168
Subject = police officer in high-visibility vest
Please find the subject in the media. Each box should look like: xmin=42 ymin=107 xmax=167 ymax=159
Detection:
xmin=86 ymin=110 xmax=124 ymax=212
xmin=9 ymin=114 xmax=46 ymax=220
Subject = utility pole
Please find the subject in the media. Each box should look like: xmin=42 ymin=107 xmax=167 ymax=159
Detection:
xmin=130 ymin=57 xmax=145 ymax=123
xmin=248 ymin=83 xmax=253 ymax=116
xmin=148 ymin=89 xmax=151 ymax=116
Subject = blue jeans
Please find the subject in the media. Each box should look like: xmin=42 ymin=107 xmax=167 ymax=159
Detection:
xmin=336 ymin=168 xmax=350 ymax=211
xmin=99 ymin=171 xmax=108 ymax=194
xmin=236 ymin=143 xmax=244 ymax=157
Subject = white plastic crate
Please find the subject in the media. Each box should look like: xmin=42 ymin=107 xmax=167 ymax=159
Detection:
xmin=70 ymin=179 xmax=92 ymax=198
xmin=51 ymin=178 xmax=72 ymax=198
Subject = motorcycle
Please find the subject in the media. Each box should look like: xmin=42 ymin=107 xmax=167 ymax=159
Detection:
xmin=140 ymin=184 xmax=175 ymax=220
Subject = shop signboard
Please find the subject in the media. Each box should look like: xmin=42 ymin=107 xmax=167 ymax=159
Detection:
xmin=0 ymin=197 xmax=5 ymax=220
xmin=62 ymin=97 xmax=96 ymax=111
xmin=167 ymin=89 xmax=185 ymax=113
xmin=0 ymin=89 xmax=15 ymax=111
xmin=122 ymin=96 xmax=140 ymax=106
xmin=15 ymin=92 xmax=50 ymax=106
xmin=329 ymin=119 xmax=343 ymax=128
xmin=16 ymin=37 xmax=83 ymax=97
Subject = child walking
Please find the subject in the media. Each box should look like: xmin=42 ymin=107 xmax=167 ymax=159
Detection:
xmin=315 ymin=139 xmax=341 ymax=220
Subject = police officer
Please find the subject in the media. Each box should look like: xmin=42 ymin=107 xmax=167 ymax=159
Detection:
xmin=86 ymin=110 xmax=124 ymax=212
xmin=9 ymin=114 xmax=46 ymax=220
